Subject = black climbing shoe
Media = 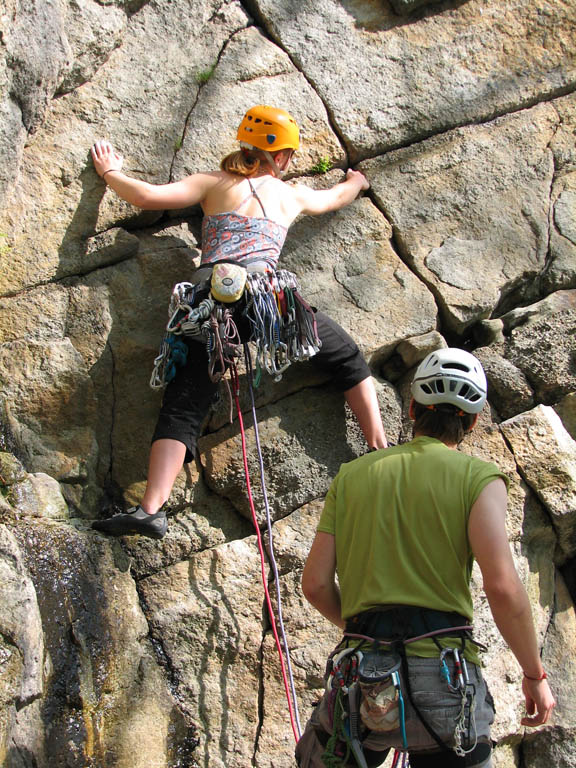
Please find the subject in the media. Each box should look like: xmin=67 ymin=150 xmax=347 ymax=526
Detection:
xmin=92 ymin=505 xmax=168 ymax=540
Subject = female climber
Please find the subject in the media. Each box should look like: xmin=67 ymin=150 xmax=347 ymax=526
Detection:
xmin=90 ymin=105 xmax=387 ymax=539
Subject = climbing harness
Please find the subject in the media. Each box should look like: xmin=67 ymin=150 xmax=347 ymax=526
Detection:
xmin=320 ymin=607 xmax=482 ymax=767
xmin=150 ymin=265 xmax=321 ymax=392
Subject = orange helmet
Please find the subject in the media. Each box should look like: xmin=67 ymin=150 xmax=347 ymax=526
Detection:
xmin=237 ymin=105 xmax=300 ymax=152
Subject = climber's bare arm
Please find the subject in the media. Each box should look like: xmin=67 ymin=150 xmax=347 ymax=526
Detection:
xmin=91 ymin=140 xmax=218 ymax=210
xmin=291 ymin=169 xmax=369 ymax=216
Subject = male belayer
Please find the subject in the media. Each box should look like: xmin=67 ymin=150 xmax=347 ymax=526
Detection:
xmin=296 ymin=348 xmax=555 ymax=767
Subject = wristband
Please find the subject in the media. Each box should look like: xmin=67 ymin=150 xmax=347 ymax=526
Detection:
xmin=523 ymin=670 xmax=547 ymax=681
xmin=102 ymin=169 xmax=120 ymax=179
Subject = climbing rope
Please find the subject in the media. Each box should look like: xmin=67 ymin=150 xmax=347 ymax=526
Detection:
xmin=148 ymin=267 xmax=323 ymax=742
xmin=230 ymin=360 xmax=301 ymax=742
xmin=391 ymin=751 xmax=409 ymax=767
xmin=244 ymin=345 xmax=302 ymax=737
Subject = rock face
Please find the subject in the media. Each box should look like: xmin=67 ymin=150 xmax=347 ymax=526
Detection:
xmin=501 ymin=406 xmax=576 ymax=561
xmin=0 ymin=1 xmax=575 ymax=766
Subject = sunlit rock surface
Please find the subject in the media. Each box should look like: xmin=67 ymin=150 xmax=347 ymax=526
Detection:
xmin=0 ymin=0 xmax=575 ymax=765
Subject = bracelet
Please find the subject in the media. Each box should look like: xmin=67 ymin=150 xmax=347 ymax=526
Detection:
xmin=101 ymin=169 xmax=120 ymax=179
xmin=523 ymin=670 xmax=547 ymax=681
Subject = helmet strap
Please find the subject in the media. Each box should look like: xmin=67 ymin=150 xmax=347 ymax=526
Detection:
xmin=263 ymin=149 xmax=284 ymax=178
xmin=239 ymin=142 xmax=284 ymax=178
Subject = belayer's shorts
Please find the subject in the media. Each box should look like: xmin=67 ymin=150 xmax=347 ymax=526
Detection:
xmin=151 ymin=309 xmax=371 ymax=462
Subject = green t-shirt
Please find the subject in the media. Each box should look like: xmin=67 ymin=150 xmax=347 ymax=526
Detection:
xmin=318 ymin=436 xmax=509 ymax=662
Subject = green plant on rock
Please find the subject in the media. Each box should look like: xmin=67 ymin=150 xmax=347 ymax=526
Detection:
xmin=0 ymin=233 xmax=11 ymax=257
xmin=310 ymin=156 xmax=332 ymax=175
xmin=197 ymin=64 xmax=216 ymax=85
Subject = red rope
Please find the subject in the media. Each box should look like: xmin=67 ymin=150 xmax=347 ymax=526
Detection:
xmin=230 ymin=363 xmax=300 ymax=742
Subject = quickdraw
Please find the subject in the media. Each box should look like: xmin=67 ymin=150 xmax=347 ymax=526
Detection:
xmin=244 ymin=269 xmax=321 ymax=382
xmin=150 ymin=281 xmax=214 ymax=389
xmin=150 ymin=267 xmax=321 ymax=391
xmin=440 ymin=647 xmax=478 ymax=757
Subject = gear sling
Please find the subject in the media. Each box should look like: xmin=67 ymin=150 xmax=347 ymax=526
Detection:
xmin=151 ymin=173 xmax=323 ymax=391
xmin=315 ymin=606 xmax=487 ymax=767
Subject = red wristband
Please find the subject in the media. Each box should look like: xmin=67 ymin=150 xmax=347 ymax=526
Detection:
xmin=523 ymin=670 xmax=547 ymax=681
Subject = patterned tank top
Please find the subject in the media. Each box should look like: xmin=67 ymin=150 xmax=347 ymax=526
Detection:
xmin=200 ymin=178 xmax=287 ymax=270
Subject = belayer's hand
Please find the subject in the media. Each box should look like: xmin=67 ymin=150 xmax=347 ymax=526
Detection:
xmin=91 ymin=140 xmax=123 ymax=178
xmin=346 ymin=168 xmax=370 ymax=191
xmin=521 ymin=676 xmax=555 ymax=727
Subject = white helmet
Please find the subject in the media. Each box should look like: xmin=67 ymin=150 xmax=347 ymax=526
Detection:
xmin=411 ymin=348 xmax=487 ymax=414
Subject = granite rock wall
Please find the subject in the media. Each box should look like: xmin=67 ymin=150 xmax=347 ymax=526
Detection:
xmin=0 ymin=1 xmax=575 ymax=766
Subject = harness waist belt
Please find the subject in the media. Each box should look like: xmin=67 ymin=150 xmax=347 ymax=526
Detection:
xmin=196 ymin=257 xmax=271 ymax=277
xmin=345 ymin=606 xmax=470 ymax=641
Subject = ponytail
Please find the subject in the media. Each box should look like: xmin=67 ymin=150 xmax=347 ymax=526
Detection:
xmin=220 ymin=148 xmax=262 ymax=177
xmin=412 ymin=402 xmax=475 ymax=445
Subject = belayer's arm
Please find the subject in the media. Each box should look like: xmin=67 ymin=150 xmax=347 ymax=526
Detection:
xmin=292 ymin=168 xmax=370 ymax=216
xmin=91 ymin=140 xmax=215 ymax=210
xmin=302 ymin=531 xmax=345 ymax=630
xmin=468 ymin=478 xmax=556 ymax=726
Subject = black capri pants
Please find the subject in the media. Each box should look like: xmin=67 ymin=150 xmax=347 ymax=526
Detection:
xmin=152 ymin=309 xmax=371 ymax=462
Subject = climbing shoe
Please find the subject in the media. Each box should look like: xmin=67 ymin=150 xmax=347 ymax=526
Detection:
xmin=91 ymin=505 xmax=168 ymax=540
